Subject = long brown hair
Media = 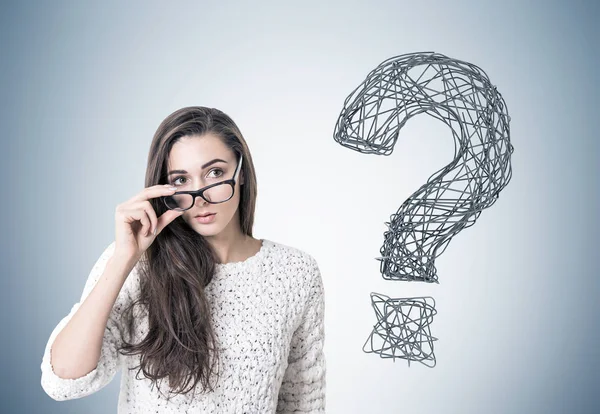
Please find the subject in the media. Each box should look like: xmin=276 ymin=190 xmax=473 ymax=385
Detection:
xmin=117 ymin=106 xmax=258 ymax=400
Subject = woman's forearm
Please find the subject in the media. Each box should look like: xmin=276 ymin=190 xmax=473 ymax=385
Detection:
xmin=50 ymin=253 xmax=137 ymax=379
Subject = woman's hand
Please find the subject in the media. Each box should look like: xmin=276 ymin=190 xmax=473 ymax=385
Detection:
xmin=114 ymin=184 xmax=183 ymax=262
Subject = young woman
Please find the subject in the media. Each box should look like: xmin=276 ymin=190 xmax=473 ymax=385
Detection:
xmin=40 ymin=106 xmax=326 ymax=413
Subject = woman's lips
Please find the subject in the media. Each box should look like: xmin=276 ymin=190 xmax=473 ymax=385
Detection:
xmin=195 ymin=213 xmax=216 ymax=224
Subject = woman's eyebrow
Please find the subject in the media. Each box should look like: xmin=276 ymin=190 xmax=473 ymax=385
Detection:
xmin=167 ymin=158 xmax=228 ymax=176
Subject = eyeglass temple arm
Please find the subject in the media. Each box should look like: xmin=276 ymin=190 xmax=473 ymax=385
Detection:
xmin=234 ymin=154 xmax=243 ymax=181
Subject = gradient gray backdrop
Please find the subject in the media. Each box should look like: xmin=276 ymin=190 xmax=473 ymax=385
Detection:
xmin=1 ymin=1 xmax=598 ymax=413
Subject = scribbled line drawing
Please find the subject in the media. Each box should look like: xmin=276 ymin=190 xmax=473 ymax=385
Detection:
xmin=362 ymin=293 xmax=437 ymax=367
xmin=333 ymin=51 xmax=514 ymax=367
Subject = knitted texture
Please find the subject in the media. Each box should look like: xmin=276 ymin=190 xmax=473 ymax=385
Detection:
xmin=40 ymin=238 xmax=326 ymax=413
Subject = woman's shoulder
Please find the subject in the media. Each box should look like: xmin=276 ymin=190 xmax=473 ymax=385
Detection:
xmin=264 ymin=239 xmax=323 ymax=305
xmin=263 ymin=238 xmax=319 ymax=272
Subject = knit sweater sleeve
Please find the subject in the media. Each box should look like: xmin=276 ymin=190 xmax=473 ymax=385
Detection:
xmin=40 ymin=241 xmax=131 ymax=401
xmin=276 ymin=256 xmax=327 ymax=413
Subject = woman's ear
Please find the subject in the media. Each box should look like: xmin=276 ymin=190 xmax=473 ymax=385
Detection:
xmin=240 ymin=170 xmax=245 ymax=186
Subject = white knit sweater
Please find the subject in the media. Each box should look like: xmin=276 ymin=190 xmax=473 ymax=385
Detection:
xmin=40 ymin=238 xmax=326 ymax=413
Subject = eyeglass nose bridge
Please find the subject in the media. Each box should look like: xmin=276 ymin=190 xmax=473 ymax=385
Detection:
xmin=190 ymin=187 xmax=211 ymax=205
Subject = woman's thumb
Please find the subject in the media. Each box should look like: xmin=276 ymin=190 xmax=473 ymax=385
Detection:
xmin=156 ymin=210 xmax=184 ymax=235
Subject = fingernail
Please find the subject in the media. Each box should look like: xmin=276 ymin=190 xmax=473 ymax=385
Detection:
xmin=154 ymin=227 xmax=157 ymax=236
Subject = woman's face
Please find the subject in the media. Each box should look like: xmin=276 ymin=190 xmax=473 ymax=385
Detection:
xmin=166 ymin=133 xmax=243 ymax=237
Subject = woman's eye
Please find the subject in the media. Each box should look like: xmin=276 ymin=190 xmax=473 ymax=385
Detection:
xmin=172 ymin=177 xmax=185 ymax=185
xmin=209 ymin=168 xmax=224 ymax=178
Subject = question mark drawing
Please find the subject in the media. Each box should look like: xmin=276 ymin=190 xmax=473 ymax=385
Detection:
xmin=333 ymin=51 xmax=514 ymax=366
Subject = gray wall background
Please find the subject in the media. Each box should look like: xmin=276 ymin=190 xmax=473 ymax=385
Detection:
xmin=1 ymin=0 xmax=598 ymax=413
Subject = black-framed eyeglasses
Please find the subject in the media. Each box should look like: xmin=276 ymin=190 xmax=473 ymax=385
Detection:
xmin=161 ymin=154 xmax=244 ymax=211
